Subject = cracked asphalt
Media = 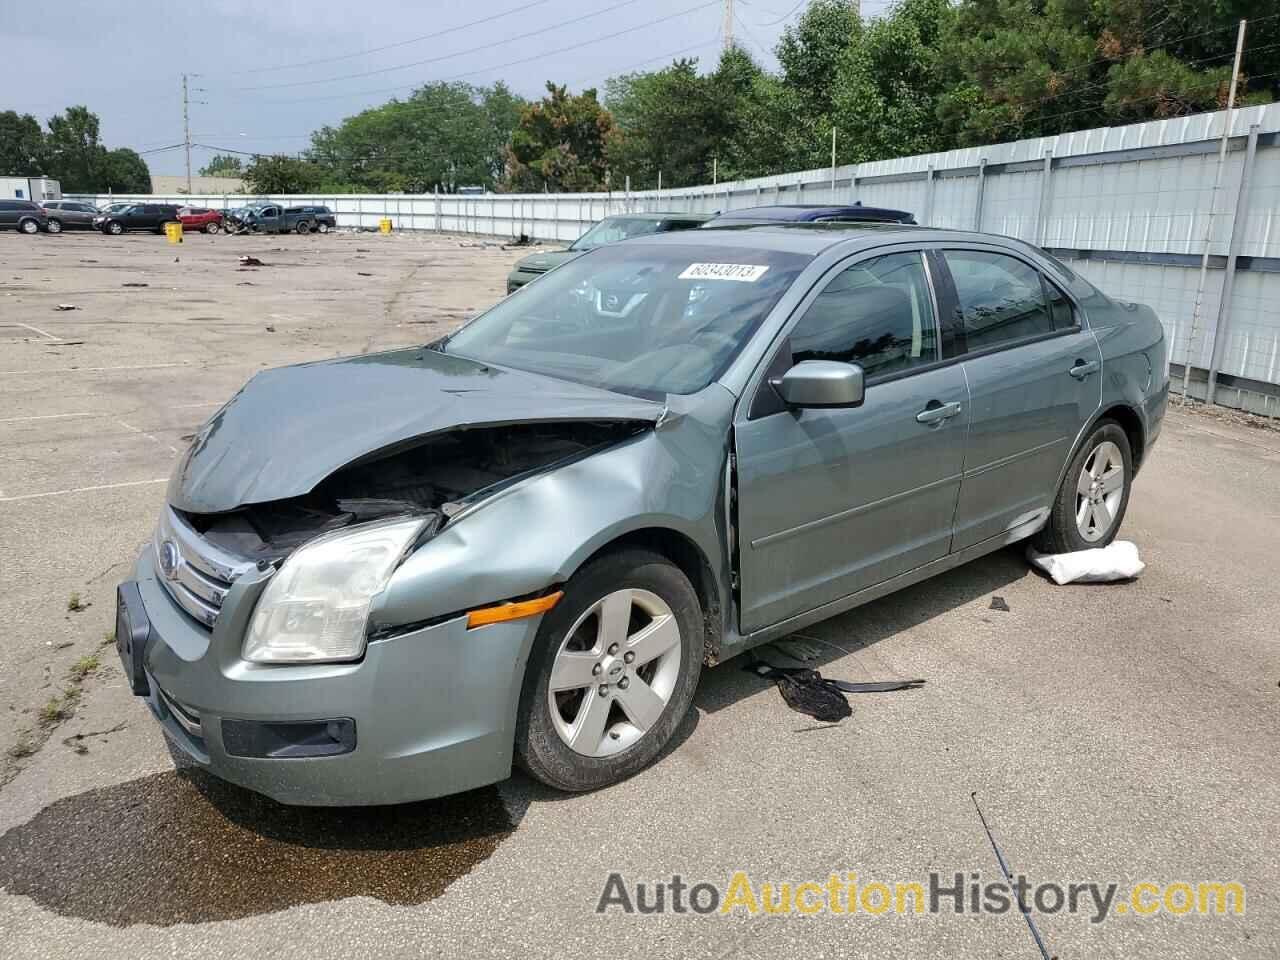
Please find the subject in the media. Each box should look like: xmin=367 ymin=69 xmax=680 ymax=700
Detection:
xmin=1 ymin=230 xmax=1277 ymax=959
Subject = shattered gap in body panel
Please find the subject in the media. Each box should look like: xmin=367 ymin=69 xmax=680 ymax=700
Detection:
xmin=182 ymin=421 xmax=647 ymax=561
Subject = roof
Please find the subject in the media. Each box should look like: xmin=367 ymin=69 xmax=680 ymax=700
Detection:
xmin=707 ymin=204 xmax=915 ymax=223
xmin=627 ymin=220 xmax=939 ymax=256
xmin=600 ymin=211 xmax=714 ymax=222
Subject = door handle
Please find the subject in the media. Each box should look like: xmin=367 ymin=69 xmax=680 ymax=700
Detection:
xmin=1069 ymin=359 xmax=1100 ymax=380
xmin=916 ymin=400 xmax=963 ymax=425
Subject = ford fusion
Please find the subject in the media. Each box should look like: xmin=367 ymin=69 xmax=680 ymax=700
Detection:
xmin=119 ymin=224 xmax=1168 ymax=805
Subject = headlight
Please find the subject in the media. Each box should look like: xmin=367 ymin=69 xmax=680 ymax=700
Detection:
xmin=243 ymin=517 xmax=425 ymax=664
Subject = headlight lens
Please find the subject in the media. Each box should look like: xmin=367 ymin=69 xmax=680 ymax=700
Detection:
xmin=243 ymin=517 xmax=425 ymax=664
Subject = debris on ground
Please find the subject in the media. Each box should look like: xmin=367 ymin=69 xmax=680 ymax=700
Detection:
xmin=744 ymin=656 xmax=925 ymax=723
xmin=501 ymin=234 xmax=538 ymax=250
xmin=265 ymin=325 xmax=276 ymax=333
xmin=238 ymin=256 xmax=264 ymax=267
xmin=121 ymin=282 xmax=148 ymax=288
xmin=54 ymin=303 xmax=78 ymax=311
xmin=356 ymin=271 xmax=373 ymax=276
xmin=1027 ymin=540 xmax=1144 ymax=585
xmin=989 ymin=596 xmax=1010 ymax=612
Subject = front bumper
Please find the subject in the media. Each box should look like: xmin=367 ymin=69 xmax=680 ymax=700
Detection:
xmin=505 ymin=269 xmax=544 ymax=293
xmin=127 ymin=546 xmax=543 ymax=806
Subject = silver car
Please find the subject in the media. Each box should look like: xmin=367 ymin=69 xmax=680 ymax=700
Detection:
xmin=117 ymin=224 xmax=1168 ymax=805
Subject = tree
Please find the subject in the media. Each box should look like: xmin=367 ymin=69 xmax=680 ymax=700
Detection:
xmin=504 ymin=83 xmax=615 ymax=192
xmin=100 ymin=148 xmax=152 ymax=193
xmin=309 ymin=82 xmax=525 ymax=192
xmin=199 ymin=153 xmax=243 ymax=177
xmin=43 ymin=106 xmax=104 ymax=192
xmin=776 ymin=0 xmax=861 ymax=121
xmin=0 ymin=111 xmax=45 ymax=175
xmin=244 ymin=155 xmax=324 ymax=193
xmin=830 ymin=0 xmax=956 ymax=162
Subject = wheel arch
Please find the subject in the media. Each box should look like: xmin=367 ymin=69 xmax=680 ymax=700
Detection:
xmin=572 ymin=526 xmax=724 ymax=666
xmin=1097 ymin=403 xmax=1146 ymax=472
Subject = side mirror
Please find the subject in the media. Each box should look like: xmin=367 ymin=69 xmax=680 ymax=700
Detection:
xmin=773 ymin=360 xmax=865 ymax=409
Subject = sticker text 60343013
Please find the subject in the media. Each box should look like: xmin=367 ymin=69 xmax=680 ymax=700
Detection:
xmin=677 ymin=263 xmax=770 ymax=282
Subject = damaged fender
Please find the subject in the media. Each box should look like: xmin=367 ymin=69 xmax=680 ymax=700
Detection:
xmin=369 ymin=386 xmax=738 ymax=643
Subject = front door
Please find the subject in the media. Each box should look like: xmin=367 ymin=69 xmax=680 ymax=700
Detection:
xmin=936 ymin=247 xmax=1103 ymax=551
xmin=734 ymin=249 xmax=969 ymax=634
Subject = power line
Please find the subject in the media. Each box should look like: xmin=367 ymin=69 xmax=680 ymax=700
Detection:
xmin=223 ymin=0 xmax=559 ymax=76
xmin=223 ymin=1 xmax=722 ymax=106
xmin=219 ymin=0 xmax=646 ymax=93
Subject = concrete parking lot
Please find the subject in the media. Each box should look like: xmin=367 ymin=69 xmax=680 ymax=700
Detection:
xmin=1 ymin=230 xmax=1277 ymax=959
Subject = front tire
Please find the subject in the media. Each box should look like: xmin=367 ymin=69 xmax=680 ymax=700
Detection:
xmin=19 ymin=218 xmax=39 ymax=235
xmin=46 ymin=218 xmax=63 ymax=234
xmin=105 ymin=221 xmax=124 ymax=235
xmin=317 ymin=222 xmax=330 ymax=234
xmin=516 ymin=548 xmax=703 ymax=792
xmin=1034 ymin=420 xmax=1132 ymax=554
xmin=205 ymin=221 xmax=220 ymax=234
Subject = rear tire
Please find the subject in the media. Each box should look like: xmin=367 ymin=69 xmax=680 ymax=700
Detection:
xmin=205 ymin=222 xmax=220 ymax=234
xmin=19 ymin=218 xmax=39 ymax=235
xmin=46 ymin=218 xmax=63 ymax=234
xmin=515 ymin=548 xmax=703 ymax=792
xmin=317 ymin=222 xmax=330 ymax=234
xmin=1034 ymin=420 xmax=1133 ymax=554
xmin=294 ymin=220 xmax=310 ymax=234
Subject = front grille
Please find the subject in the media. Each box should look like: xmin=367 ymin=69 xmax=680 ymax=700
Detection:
xmin=155 ymin=507 xmax=255 ymax=628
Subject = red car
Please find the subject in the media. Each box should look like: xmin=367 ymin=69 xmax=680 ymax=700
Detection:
xmin=177 ymin=207 xmax=224 ymax=234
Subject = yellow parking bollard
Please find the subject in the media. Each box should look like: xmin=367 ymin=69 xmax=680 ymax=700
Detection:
xmin=379 ymin=218 xmax=392 ymax=235
xmin=165 ymin=222 xmax=183 ymax=244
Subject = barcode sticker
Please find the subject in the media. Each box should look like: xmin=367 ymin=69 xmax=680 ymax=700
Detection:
xmin=678 ymin=262 xmax=770 ymax=282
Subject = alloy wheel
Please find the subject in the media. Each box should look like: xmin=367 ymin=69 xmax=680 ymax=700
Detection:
xmin=548 ymin=588 xmax=682 ymax=758
xmin=46 ymin=219 xmax=62 ymax=234
xmin=1075 ymin=440 xmax=1125 ymax=542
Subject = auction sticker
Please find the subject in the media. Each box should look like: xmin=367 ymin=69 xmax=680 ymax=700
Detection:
xmin=678 ymin=263 xmax=770 ymax=282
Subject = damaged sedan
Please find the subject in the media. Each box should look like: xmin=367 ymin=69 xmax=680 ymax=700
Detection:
xmin=118 ymin=224 xmax=1168 ymax=804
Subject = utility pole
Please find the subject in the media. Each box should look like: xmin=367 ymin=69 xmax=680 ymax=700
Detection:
xmin=182 ymin=74 xmax=192 ymax=194
xmin=1182 ymin=19 xmax=1246 ymax=400
xmin=722 ymin=0 xmax=734 ymax=52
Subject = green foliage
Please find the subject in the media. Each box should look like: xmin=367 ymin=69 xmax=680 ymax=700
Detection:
xmin=199 ymin=153 xmax=244 ymax=177
xmin=0 ymin=111 xmax=45 ymax=175
xmin=100 ymin=148 xmax=151 ymax=193
xmin=43 ymin=106 xmax=107 ymax=192
xmin=505 ymin=83 xmax=615 ymax=192
xmin=243 ymin=155 xmax=325 ymax=194
xmin=776 ymin=0 xmax=861 ymax=121
xmin=309 ymin=82 xmax=525 ymax=193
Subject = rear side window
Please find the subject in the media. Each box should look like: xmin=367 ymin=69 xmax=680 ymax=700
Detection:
xmin=788 ymin=251 xmax=938 ymax=381
xmin=943 ymin=250 xmax=1053 ymax=352
xmin=0 ymin=201 xmax=15 ymax=211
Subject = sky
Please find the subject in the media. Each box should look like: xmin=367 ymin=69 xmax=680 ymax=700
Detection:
xmin=0 ymin=0 xmax=894 ymax=177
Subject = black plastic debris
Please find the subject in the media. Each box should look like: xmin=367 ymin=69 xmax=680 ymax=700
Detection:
xmin=745 ymin=659 xmax=925 ymax=723
xmin=989 ymin=596 xmax=1010 ymax=612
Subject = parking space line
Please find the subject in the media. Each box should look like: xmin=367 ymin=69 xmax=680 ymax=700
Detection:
xmin=0 ymin=361 xmax=189 ymax=377
xmin=0 ymin=478 xmax=168 ymax=503
xmin=0 ymin=412 xmax=100 ymax=424
xmin=116 ymin=418 xmax=180 ymax=455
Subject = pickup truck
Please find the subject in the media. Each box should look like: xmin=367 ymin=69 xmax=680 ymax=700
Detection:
xmin=228 ymin=203 xmax=337 ymax=235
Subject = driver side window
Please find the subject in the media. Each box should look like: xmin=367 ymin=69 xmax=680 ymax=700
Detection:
xmin=789 ymin=251 xmax=939 ymax=382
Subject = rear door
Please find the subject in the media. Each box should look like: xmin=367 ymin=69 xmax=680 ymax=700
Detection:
xmin=734 ymin=246 xmax=969 ymax=633
xmin=936 ymin=246 xmax=1102 ymax=551
xmin=0 ymin=201 xmax=16 ymax=228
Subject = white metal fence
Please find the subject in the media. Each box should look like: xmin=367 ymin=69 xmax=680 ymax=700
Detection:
xmin=75 ymin=102 xmax=1280 ymax=416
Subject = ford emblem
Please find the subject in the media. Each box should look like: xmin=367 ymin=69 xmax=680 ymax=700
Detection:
xmin=158 ymin=540 xmax=181 ymax=579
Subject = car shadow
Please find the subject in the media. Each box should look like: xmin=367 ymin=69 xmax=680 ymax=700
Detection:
xmin=694 ymin=544 xmax=1031 ymax=716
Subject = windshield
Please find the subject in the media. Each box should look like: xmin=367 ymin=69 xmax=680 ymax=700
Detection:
xmin=441 ymin=243 xmax=810 ymax=398
xmin=569 ymin=217 xmax=666 ymax=252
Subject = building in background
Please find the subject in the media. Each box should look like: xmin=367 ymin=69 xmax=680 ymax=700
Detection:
xmin=149 ymin=175 xmax=246 ymax=195
xmin=0 ymin=176 xmax=61 ymax=201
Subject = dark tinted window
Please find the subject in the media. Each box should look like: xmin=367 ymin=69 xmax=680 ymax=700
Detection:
xmin=789 ymin=251 xmax=938 ymax=380
xmin=0 ymin=201 xmax=16 ymax=211
xmin=1044 ymin=277 xmax=1076 ymax=329
xmin=944 ymin=250 xmax=1053 ymax=352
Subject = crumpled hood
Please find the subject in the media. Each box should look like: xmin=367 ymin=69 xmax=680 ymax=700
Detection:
xmin=168 ymin=346 xmax=662 ymax=513
xmin=513 ymin=249 xmax=581 ymax=273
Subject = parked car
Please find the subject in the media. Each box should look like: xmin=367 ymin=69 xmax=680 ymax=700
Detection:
xmin=118 ymin=223 xmax=1167 ymax=805
xmin=506 ymin=212 xmax=712 ymax=292
xmin=178 ymin=206 xmax=224 ymax=234
xmin=703 ymin=203 xmax=917 ymax=227
xmin=0 ymin=199 xmax=50 ymax=234
xmin=94 ymin=203 xmax=183 ymax=235
xmin=227 ymin=203 xmax=336 ymax=234
xmin=98 ymin=201 xmax=139 ymax=217
xmin=42 ymin=199 xmax=101 ymax=232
